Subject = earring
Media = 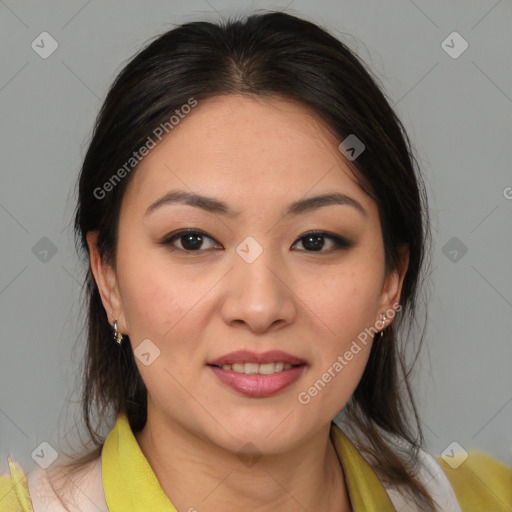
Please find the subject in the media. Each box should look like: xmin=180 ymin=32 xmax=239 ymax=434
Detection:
xmin=380 ymin=313 xmax=387 ymax=337
xmin=113 ymin=320 xmax=123 ymax=345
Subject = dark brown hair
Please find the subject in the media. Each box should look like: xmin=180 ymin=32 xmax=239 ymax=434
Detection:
xmin=53 ymin=10 xmax=434 ymax=510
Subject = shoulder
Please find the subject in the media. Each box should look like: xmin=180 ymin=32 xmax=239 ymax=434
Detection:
xmin=0 ymin=456 xmax=33 ymax=511
xmin=1 ymin=453 xmax=107 ymax=512
xmin=436 ymin=451 xmax=512 ymax=511
xmin=28 ymin=454 xmax=108 ymax=512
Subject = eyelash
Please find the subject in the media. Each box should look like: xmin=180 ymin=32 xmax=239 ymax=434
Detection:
xmin=159 ymin=229 xmax=352 ymax=254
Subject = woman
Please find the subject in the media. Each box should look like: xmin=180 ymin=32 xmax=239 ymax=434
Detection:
xmin=1 ymin=11 xmax=511 ymax=512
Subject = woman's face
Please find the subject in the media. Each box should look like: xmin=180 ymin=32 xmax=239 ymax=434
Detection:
xmin=90 ymin=94 xmax=407 ymax=454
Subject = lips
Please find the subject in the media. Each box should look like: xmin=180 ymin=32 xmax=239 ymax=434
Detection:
xmin=207 ymin=349 xmax=306 ymax=367
xmin=208 ymin=364 xmax=306 ymax=398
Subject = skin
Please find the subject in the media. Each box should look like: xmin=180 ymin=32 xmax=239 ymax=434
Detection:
xmin=87 ymin=94 xmax=409 ymax=512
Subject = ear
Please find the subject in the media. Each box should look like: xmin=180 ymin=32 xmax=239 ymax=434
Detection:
xmin=376 ymin=244 xmax=409 ymax=326
xmin=86 ymin=231 xmax=127 ymax=333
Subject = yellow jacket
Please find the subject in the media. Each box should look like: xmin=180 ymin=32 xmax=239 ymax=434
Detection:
xmin=1 ymin=413 xmax=511 ymax=511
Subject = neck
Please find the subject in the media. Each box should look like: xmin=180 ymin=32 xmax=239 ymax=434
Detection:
xmin=135 ymin=408 xmax=352 ymax=512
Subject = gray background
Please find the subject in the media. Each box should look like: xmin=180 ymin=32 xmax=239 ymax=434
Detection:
xmin=1 ymin=0 xmax=511 ymax=475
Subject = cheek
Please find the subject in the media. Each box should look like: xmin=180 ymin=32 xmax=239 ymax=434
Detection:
xmin=300 ymin=349 xmax=372 ymax=416
xmin=293 ymin=265 xmax=380 ymax=411
xmin=299 ymin=264 xmax=382 ymax=341
xmin=115 ymin=249 xmax=218 ymax=365
xmin=123 ymin=283 xmax=201 ymax=349
xmin=114 ymin=257 xmax=213 ymax=410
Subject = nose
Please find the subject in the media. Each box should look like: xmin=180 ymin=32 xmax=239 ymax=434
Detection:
xmin=220 ymin=245 xmax=297 ymax=334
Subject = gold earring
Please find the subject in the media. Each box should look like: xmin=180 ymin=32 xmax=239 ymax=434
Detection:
xmin=380 ymin=313 xmax=387 ymax=337
xmin=113 ymin=320 xmax=124 ymax=345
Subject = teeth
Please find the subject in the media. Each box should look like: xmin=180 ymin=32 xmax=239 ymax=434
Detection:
xmin=258 ymin=363 xmax=275 ymax=375
xmin=218 ymin=362 xmax=297 ymax=374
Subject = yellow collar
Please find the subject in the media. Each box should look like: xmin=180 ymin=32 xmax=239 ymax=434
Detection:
xmin=102 ymin=413 xmax=395 ymax=511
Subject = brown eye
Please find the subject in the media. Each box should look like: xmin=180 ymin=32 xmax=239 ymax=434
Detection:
xmin=160 ymin=229 xmax=219 ymax=252
xmin=160 ymin=229 xmax=351 ymax=254
xmin=292 ymin=231 xmax=351 ymax=252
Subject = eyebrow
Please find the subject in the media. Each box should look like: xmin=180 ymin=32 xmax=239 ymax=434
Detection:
xmin=145 ymin=190 xmax=367 ymax=218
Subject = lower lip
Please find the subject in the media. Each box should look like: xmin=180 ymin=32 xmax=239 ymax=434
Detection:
xmin=208 ymin=364 xmax=307 ymax=398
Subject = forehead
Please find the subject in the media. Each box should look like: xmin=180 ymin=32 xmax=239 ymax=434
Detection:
xmin=122 ymin=94 xmax=371 ymax=215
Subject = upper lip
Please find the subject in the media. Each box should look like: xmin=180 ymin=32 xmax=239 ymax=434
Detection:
xmin=207 ymin=350 xmax=306 ymax=367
